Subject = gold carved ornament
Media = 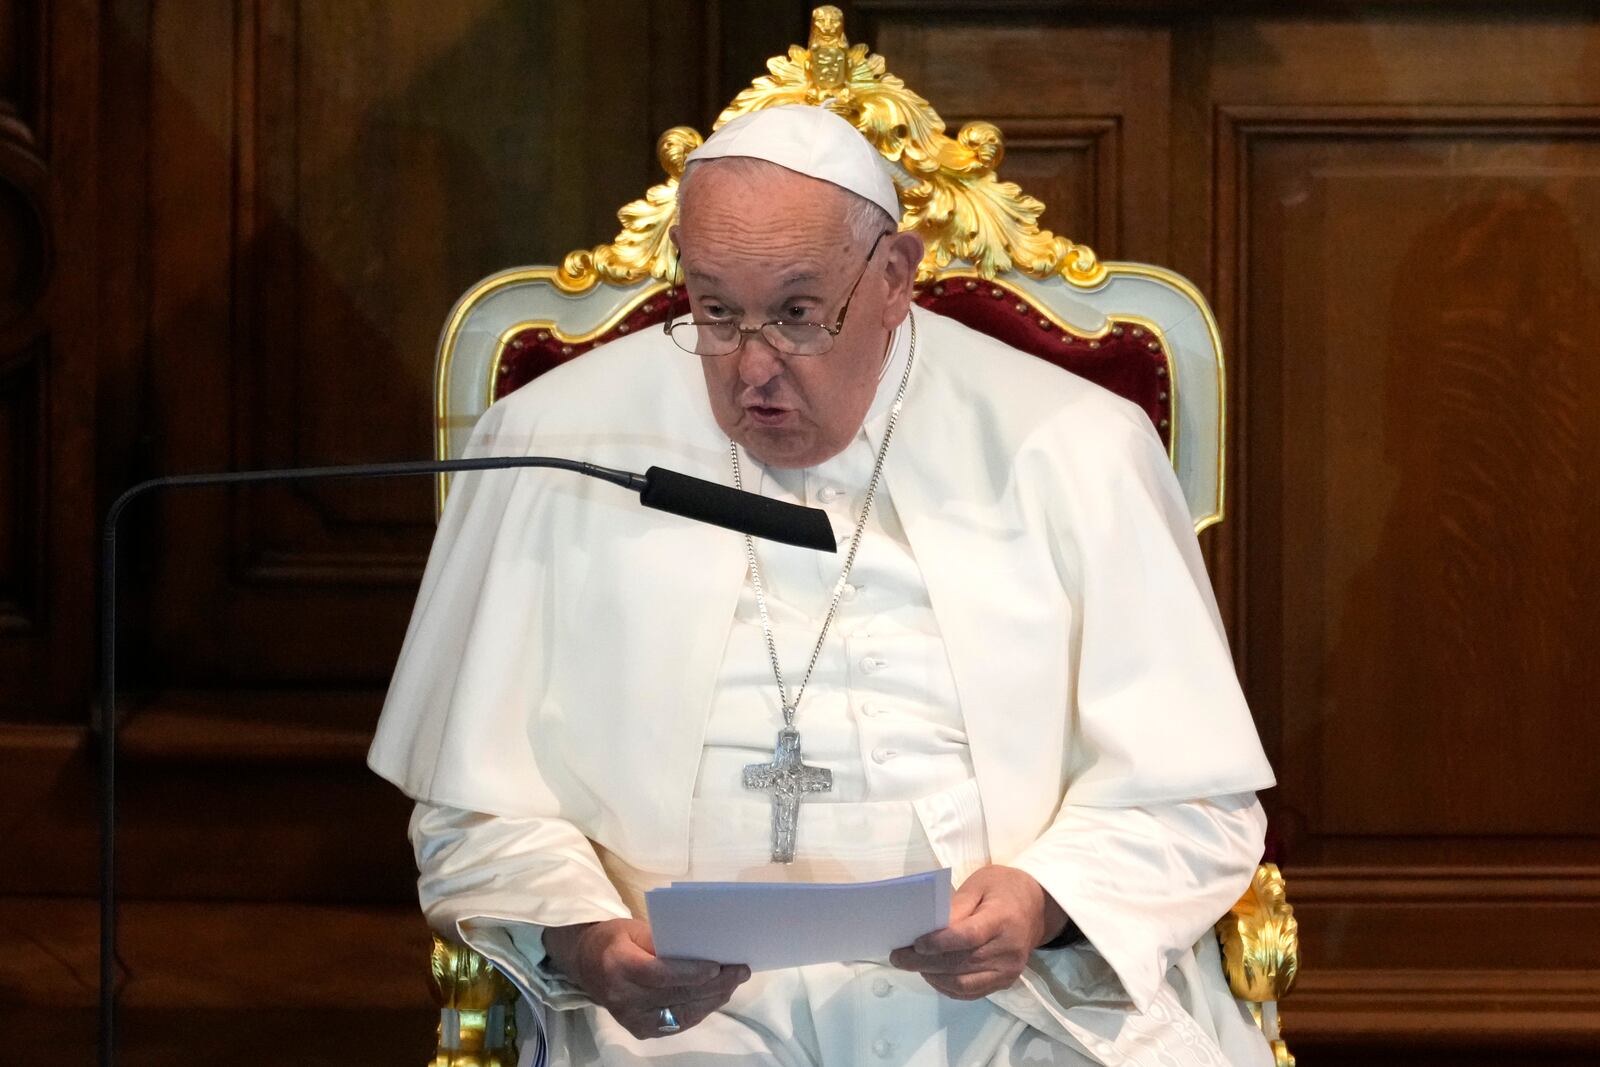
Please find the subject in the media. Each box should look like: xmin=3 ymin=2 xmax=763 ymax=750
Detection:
xmin=428 ymin=934 xmax=520 ymax=1067
xmin=1216 ymin=863 xmax=1299 ymax=1067
xmin=553 ymin=5 xmax=1105 ymax=294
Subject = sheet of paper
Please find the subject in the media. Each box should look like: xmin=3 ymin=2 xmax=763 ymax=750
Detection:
xmin=645 ymin=868 xmax=952 ymax=972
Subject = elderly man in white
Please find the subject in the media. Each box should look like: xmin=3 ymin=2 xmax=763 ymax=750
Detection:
xmin=370 ymin=105 xmax=1277 ymax=1067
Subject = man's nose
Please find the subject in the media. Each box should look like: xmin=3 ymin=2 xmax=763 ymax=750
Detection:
xmin=736 ymin=332 xmax=785 ymax=388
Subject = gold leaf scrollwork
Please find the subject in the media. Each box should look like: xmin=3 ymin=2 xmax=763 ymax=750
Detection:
xmin=557 ymin=5 xmax=1105 ymax=293
xmin=1217 ymin=864 xmax=1300 ymax=1003
xmin=429 ymin=935 xmax=520 ymax=1067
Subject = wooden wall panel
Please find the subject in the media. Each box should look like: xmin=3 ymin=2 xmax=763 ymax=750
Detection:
xmin=1203 ymin=16 xmax=1600 ymax=1060
xmin=0 ymin=0 xmax=96 ymax=727
xmin=1238 ymin=119 xmax=1600 ymax=845
xmin=0 ymin=348 xmax=40 ymax=631
xmin=126 ymin=0 xmax=729 ymax=695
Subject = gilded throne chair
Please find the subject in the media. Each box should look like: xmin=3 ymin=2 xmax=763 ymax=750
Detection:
xmin=422 ymin=8 xmax=1297 ymax=1066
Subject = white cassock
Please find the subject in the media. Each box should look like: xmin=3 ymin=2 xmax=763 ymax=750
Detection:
xmin=369 ymin=308 xmax=1280 ymax=1067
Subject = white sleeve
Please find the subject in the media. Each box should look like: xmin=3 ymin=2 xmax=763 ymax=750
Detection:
xmin=1010 ymin=792 xmax=1266 ymax=1012
xmin=410 ymin=800 xmax=633 ymax=1009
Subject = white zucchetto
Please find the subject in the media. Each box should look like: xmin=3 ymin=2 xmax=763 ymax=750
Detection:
xmin=683 ymin=104 xmax=902 ymax=221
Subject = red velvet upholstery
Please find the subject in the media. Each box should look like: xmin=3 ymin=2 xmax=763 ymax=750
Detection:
xmin=495 ymin=278 xmax=1172 ymax=448
xmin=912 ymin=277 xmax=1172 ymax=448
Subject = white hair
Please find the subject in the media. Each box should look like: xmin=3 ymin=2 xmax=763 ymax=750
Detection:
xmin=676 ymin=156 xmax=897 ymax=245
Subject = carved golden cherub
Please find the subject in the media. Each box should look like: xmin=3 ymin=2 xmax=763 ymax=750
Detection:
xmin=807 ymin=5 xmax=850 ymax=94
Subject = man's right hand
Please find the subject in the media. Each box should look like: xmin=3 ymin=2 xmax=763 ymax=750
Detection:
xmin=542 ymin=918 xmax=751 ymax=1040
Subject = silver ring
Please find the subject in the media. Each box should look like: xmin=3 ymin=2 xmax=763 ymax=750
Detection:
xmin=657 ymin=1006 xmax=681 ymax=1033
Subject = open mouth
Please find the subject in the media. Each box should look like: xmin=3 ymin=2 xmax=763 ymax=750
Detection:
xmin=746 ymin=405 xmax=794 ymax=426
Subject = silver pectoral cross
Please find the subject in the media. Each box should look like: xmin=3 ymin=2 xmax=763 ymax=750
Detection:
xmin=742 ymin=724 xmax=832 ymax=863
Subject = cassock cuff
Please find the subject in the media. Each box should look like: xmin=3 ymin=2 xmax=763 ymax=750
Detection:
xmin=455 ymin=914 xmax=620 ymax=1012
xmin=1008 ymin=795 xmax=1267 ymax=1014
xmin=1009 ymin=850 xmax=1163 ymax=1013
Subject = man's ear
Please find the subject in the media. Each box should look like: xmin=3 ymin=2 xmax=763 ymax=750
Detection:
xmin=879 ymin=231 xmax=926 ymax=329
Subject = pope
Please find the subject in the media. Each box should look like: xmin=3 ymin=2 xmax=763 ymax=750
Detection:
xmin=370 ymin=104 xmax=1278 ymax=1066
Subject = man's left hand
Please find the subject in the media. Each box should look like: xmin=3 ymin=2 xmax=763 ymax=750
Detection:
xmin=888 ymin=864 xmax=1067 ymax=1001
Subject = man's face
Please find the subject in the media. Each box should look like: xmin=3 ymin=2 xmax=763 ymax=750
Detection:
xmin=675 ymin=163 xmax=914 ymax=468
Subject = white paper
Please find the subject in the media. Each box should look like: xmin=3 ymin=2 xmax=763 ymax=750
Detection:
xmin=645 ymin=868 xmax=953 ymax=972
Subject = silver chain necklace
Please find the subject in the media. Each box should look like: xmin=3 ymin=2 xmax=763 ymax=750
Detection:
xmin=732 ymin=312 xmax=917 ymax=862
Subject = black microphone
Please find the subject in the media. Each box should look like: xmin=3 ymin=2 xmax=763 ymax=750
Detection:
xmin=97 ymin=454 xmax=836 ymax=1067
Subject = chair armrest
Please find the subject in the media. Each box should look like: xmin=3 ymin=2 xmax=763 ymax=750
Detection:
xmin=1215 ymin=862 xmax=1299 ymax=1067
xmin=428 ymin=934 xmax=520 ymax=1067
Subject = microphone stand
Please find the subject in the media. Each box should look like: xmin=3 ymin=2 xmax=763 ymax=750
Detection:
xmin=97 ymin=455 xmax=835 ymax=1067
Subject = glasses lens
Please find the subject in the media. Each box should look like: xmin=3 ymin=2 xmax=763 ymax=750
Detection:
xmin=668 ymin=320 xmax=740 ymax=356
xmin=763 ymin=322 xmax=834 ymax=356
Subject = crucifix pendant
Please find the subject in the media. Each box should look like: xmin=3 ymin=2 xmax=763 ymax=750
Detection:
xmin=742 ymin=723 xmax=832 ymax=863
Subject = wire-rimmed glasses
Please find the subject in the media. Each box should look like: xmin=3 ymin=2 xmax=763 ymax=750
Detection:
xmin=665 ymin=230 xmax=891 ymax=357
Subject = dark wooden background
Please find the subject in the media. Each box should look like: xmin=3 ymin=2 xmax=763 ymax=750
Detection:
xmin=4 ymin=1 xmax=1598 ymax=1063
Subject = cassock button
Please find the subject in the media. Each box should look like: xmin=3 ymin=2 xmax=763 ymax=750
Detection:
xmin=871 ymin=977 xmax=893 ymax=997
xmin=859 ymin=702 xmax=882 ymax=718
xmin=841 ymin=582 xmax=858 ymax=600
xmin=872 ymin=1037 xmax=895 ymax=1057
xmin=860 ymin=656 xmax=887 ymax=673
xmin=871 ymin=747 xmax=897 ymax=764
xmin=818 ymin=486 xmax=845 ymax=503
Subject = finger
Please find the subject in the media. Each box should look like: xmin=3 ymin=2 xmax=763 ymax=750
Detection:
xmin=620 ymin=965 xmax=751 ymax=1007
xmin=628 ymin=954 xmax=727 ymax=988
xmin=913 ymin=909 xmax=1001 ymax=955
xmin=889 ymin=945 xmax=992 ymax=974
xmin=945 ymin=883 xmax=983 ymax=924
xmin=618 ymin=990 xmax=735 ymax=1041
xmin=924 ymin=969 xmax=1011 ymax=1000
xmin=669 ymin=990 xmax=740 ymax=1030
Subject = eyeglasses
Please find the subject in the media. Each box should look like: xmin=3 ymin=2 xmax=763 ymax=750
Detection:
xmin=664 ymin=230 xmax=891 ymax=357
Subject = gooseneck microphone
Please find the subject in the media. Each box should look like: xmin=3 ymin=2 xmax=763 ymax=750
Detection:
xmin=97 ymin=455 xmax=836 ymax=1067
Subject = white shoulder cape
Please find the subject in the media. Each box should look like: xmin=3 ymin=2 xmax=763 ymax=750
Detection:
xmin=369 ymin=309 xmax=1276 ymax=873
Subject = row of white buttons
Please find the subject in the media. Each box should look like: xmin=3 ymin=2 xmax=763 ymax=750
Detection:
xmin=870 ymin=974 xmax=896 ymax=1057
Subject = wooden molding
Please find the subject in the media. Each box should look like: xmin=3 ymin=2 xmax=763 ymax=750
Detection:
xmin=1289 ymin=968 xmax=1600 ymax=1046
xmin=117 ymin=689 xmax=382 ymax=764
xmin=0 ymin=896 xmax=434 ymax=1009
